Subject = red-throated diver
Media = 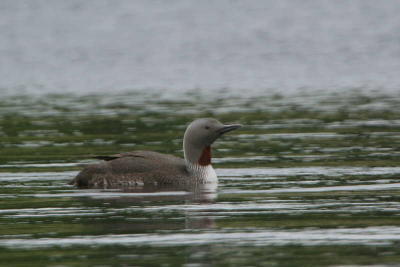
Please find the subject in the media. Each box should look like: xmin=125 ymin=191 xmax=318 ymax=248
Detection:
xmin=70 ymin=118 xmax=241 ymax=188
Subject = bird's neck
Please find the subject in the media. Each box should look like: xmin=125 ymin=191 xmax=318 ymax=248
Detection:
xmin=198 ymin=146 xmax=212 ymax=166
xmin=184 ymin=145 xmax=217 ymax=181
xmin=184 ymin=145 xmax=212 ymax=166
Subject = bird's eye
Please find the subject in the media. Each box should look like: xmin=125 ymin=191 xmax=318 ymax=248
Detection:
xmin=205 ymin=126 xmax=210 ymax=130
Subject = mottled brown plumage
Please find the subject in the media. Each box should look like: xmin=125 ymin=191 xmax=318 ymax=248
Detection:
xmin=73 ymin=151 xmax=188 ymax=187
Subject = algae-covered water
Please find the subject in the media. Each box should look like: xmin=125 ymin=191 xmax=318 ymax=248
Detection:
xmin=1 ymin=90 xmax=400 ymax=266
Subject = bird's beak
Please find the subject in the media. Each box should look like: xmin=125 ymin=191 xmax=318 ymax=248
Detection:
xmin=216 ymin=124 xmax=242 ymax=135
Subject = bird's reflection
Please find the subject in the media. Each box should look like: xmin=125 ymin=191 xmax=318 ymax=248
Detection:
xmin=112 ymin=182 xmax=218 ymax=203
xmin=77 ymin=182 xmax=219 ymax=231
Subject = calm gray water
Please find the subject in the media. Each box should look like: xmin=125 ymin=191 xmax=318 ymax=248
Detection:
xmin=1 ymin=0 xmax=400 ymax=95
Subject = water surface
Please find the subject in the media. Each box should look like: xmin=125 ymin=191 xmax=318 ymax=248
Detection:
xmin=1 ymin=0 xmax=400 ymax=94
xmin=1 ymin=91 xmax=400 ymax=266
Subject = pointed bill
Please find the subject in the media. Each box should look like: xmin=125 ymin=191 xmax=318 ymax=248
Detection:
xmin=216 ymin=124 xmax=242 ymax=135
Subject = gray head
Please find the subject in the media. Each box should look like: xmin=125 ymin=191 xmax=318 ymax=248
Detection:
xmin=183 ymin=118 xmax=242 ymax=165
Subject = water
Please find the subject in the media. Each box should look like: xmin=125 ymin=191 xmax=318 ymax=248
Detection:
xmin=1 ymin=91 xmax=400 ymax=266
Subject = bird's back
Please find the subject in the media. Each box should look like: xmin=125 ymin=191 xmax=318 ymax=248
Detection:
xmin=71 ymin=151 xmax=189 ymax=188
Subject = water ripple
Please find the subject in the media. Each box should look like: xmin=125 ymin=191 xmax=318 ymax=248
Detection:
xmin=1 ymin=226 xmax=399 ymax=249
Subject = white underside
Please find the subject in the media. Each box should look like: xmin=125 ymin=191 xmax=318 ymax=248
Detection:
xmin=186 ymin=163 xmax=218 ymax=183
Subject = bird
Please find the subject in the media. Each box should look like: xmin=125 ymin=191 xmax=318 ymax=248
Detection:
xmin=70 ymin=118 xmax=241 ymax=188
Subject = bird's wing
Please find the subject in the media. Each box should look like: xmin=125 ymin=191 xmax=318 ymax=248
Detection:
xmin=93 ymin=151 xmax=145 ymax=161
xmin=73 ymin=151 xmax=187 ymax=187
xmin=104 ymin=151 xmax=186 ymax=174
xmin=94 ymin=151 xmax=184 ymax=168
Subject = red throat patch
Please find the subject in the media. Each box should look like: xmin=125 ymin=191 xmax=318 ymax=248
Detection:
xmin=198 ymin=146 xmax=212 ymax=166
